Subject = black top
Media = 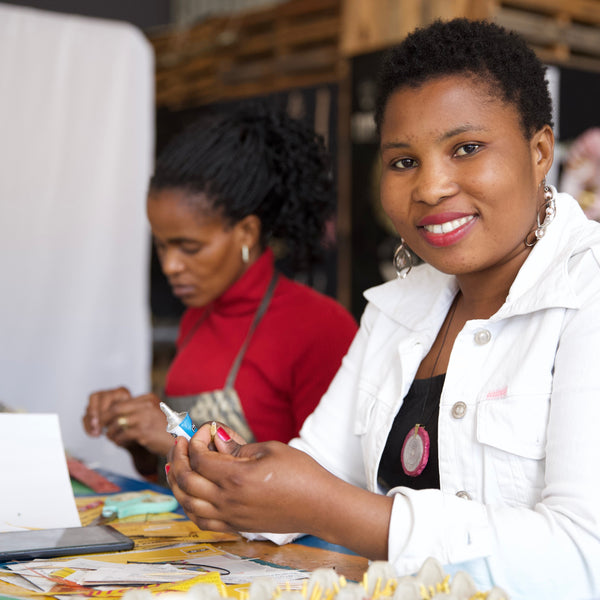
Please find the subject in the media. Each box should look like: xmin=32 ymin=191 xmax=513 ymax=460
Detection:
xmin=377 ymin=373 xmax=445 ymax=491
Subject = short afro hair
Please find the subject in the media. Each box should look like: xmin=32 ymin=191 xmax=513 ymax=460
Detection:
xmin=374 ymin=18 xmax=553 ymax=139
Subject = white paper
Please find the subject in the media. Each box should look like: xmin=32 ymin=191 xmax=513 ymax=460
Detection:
xmin=183 ymin=555 xmax=308 ymax=585
xmin=0 ymin=4 xmax=153 ymax=480
xmin=0 ymin=413 xmax=81 ymax=531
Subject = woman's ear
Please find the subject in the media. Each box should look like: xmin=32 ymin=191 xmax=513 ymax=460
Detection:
xmin=533 ymin=124 xmax=555 ymax=182
xmin=236 ymin=214 xmax=262 ymax=258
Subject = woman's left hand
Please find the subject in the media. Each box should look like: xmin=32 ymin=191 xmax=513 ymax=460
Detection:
xmin=166 ymin=433 xmax=346 ymax=537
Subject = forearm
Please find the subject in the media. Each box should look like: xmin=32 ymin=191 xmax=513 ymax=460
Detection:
xmin=300 ymin=471 xmax=393 ymax=560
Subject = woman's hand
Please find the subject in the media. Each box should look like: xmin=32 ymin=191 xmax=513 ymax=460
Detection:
xmin=83 ymin=388 xmax=173 ymax=456
xmin=83 ymin=386 xmax=131 ymax=437
xmin=167 ymin=433 xmax=331 ymax=535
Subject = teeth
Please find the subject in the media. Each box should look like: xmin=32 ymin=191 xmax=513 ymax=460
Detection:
xmin=424 ymin=215 xmax=474 ymax=234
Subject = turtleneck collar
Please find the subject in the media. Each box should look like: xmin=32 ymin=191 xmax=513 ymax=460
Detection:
xmin=209 ymin=248 xmax=275 ymax=317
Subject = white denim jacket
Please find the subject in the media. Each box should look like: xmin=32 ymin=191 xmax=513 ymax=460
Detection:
xmin=287 ymin=193 xmax=600 ymax=600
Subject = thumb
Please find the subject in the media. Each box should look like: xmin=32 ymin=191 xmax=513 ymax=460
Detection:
xmin=213 ymin=425 xmax=246 ymax=457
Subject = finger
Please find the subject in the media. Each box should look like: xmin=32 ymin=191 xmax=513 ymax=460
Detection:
xmin=105 ymin=412 xmax=138 ymax=446
xmin=188 ymin=439 xmax=255 ymax=481
xmin=188 ymin=428 xmax=243 ymax=472
xmin=168 ymin=438 xmax=226 ymax=525
xmin=169 ymin=434 xmax=190 ymax=473
xmin=103 ymin=395 xmax=143 ymax=424
xmin=211 ymin=425 xmax=246 ymax=456
xmin=83 ymin=394 xmax=103 ymax=435
xmin=106 ymin=423 xmax=135 ymax=447
xmin=191 ymin=422 xmax=217 ymax=448
xmin=95 ymin=388 xmax=132 ymax=430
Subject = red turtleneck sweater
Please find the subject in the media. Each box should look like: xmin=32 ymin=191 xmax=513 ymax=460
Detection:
xmin=164 ymin=249 xmax=357 ymax=443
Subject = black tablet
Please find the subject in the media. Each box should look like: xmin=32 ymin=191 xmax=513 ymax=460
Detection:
xmin=0 ymin=525 xmax=134 ymax=562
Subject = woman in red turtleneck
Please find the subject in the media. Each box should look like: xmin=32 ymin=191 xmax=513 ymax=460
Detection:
xmin=82 ymin=102 xmax=357 ymax=479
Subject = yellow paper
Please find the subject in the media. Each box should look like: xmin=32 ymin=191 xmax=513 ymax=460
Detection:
xmin=44 ymin=572 xmax=225 ymax=597
xmin=72 ymin=543 xmax=230 ymax=564
xmin=110 ymin=519 xmax=239 ymax=541
xmin=0 ymin=578 xmax=57 ymax=599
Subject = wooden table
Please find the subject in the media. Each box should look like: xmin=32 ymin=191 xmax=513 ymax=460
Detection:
xmin=212 ymin=539 xmax=369 ymax=582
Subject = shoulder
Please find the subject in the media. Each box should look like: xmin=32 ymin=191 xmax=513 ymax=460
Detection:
xmin=500 ymin=194 xmax=600 ymax=315
xmin=554 ymin=194 xmax=600 ymax=300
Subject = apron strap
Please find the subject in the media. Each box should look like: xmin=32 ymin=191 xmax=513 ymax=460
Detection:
xmin=224 ymin=270 xmax=279 ymax=389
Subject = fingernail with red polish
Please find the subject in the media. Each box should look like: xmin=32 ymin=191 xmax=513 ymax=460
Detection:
xmin=174 ymin=438 xmax=178 ymax=446
xmin=217 ymin=427 xmax=231 ymax=442
xmin=165 ymin=463 xmax=170 ymax=476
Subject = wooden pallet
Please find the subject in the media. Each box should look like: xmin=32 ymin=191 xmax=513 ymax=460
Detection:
xmin=481 ymin=0 xmax=600 ymax=70
xmin=339 ymin=0 xmax=600 ymax=69
xmin=149 ymin=0 xmax=343 ymax=108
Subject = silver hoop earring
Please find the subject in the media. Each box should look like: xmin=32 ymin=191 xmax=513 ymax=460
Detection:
xmin=525 ymin=184 xmax=557 ymax=247
xmin=241 ymin=245 xmax=250 ymax=264
xmin=393 ymin=240 xmax=415 ymax=279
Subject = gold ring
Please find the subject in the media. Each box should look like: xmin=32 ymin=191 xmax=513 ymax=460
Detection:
xmin=117 ymin=416 xmax=129 ymax=429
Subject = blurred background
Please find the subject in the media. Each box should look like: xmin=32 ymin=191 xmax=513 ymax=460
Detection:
xmin=1 ymin=0 xmax=598 ymax=476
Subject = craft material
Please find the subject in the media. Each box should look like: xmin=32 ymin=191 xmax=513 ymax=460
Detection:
xmin=93 ymin=491 xmax=179 ymax=525
xmin=67 ymin=456 xmax=121 ymax=493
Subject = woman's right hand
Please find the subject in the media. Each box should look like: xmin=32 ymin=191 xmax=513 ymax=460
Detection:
xmin=83 ymin=387 xmax=174 ymax=456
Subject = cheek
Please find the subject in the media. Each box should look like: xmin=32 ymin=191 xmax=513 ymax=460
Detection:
xmin=380 ymin=178 xmax=409 ymax=224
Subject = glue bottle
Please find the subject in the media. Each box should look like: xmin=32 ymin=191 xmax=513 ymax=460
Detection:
xmin=159 ymin=402 xmax=197 ymax=440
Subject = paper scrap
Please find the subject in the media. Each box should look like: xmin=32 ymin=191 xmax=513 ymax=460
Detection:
xmin=0 ymin=413 xmax=81 ymax=531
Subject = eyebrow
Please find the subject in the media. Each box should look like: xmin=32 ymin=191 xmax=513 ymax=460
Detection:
xmin=153 ymin=236 xmax=201 ymax=245
xmin=381 ymin=124 xmax=486 ymax=150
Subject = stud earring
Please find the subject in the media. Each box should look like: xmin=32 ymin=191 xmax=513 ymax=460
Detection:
xmin=393 ymin=239 xmax=415 ymax=278
xmin=525 ymin=184 xmax=557 ymax=247
xmin=241 ymin=245 xmax=250 ymax=264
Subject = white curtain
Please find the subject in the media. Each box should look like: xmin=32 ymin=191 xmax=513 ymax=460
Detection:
xmin=0 ymin=4 xmax=154 ymax=479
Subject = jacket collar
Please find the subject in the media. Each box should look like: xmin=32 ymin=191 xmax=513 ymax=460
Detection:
xmin=364 ymin=193 xmax=600 ymax=328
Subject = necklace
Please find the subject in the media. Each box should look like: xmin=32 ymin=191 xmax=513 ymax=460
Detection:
xmin=400 ymin=294 xmax=459 ymax=477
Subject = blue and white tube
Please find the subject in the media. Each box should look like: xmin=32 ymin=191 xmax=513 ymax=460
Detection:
xmin=159 ymin=402 xmax=197 ymax=440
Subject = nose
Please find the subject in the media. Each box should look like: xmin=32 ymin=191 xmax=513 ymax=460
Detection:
xmin=160 ymin=248 xmax=185 ymax=277
xmin=412 ymin=159 xmax=458 ymax=205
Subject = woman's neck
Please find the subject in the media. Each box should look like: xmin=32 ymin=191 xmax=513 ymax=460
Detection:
xmin=455 ymin=246 xmax=532 ymax=320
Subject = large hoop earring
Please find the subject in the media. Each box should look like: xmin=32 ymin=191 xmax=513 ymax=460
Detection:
xmin=393 ymin=240 xmax=415 ymax=279
xmin=241 ymin=245 xmax=250 ymax=264
xmin=525 ymin=184 xmax=557 ymax=247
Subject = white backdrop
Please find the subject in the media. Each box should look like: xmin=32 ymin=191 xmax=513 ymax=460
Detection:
xmin=0 ymin=4 xmax=154 ymax=478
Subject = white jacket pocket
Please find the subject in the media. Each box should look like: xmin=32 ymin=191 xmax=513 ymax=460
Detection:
xmin=477 ymin=393 xmax=550 ymax=506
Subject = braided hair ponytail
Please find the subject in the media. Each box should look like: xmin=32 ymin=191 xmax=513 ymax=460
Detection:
xmin=150 ymin=100 xmax=335 ymax=271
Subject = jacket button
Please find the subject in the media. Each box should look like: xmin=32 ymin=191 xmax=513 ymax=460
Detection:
xmin=474 ymin=328 xmax=491 ymax=345
xmin=456 ymin=490 xmax=472 ymax=500
xmin=451 ymin=401 xmax=467 ymax=419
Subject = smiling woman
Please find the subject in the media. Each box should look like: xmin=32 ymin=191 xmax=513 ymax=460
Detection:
xmin=82 ymin=102 xmax=357 ymax=481
xmin=165 ymin=19 xmax=600 ymax=600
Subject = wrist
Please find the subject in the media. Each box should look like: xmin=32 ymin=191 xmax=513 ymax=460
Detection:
xmin=317 ymin=480 xmax=392 ymax=560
